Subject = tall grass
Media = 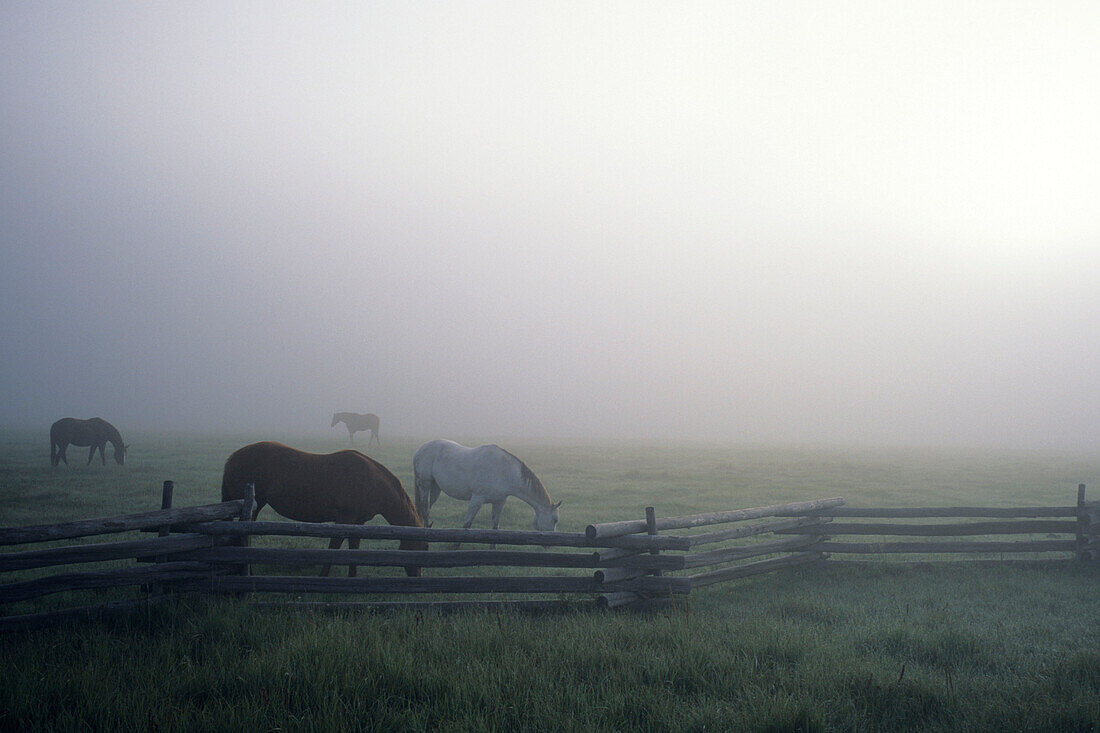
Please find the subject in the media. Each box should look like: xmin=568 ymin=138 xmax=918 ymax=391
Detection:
xmin=1 ymin=429 xmax=1098 ymax=730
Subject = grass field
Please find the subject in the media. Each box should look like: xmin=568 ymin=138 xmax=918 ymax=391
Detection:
xmin=1 ymin=429 xmax=1099 ymax=731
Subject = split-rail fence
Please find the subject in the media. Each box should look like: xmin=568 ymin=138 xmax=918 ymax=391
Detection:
xmin=1 ymin=482 xmax=1096 ymax=630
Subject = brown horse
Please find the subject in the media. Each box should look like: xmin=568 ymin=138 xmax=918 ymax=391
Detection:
xmin=50 ymin=417 xmax=128 ymax=466
xmin=221 ymin=441 xmax=428 ymax=577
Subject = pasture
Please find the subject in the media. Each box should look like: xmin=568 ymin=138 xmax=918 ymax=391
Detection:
xmin=1 ymin=429 xmax=1098 ymax=731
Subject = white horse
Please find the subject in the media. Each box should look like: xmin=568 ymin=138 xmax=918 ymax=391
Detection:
xmin=413 ymin=439 xmax=561 ymax=531
xmin=331 ymin=412 xmax=380 ymax=446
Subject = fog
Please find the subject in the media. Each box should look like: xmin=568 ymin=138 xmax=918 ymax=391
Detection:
xmin=2 ymin=2 xmax=1098 ymax=449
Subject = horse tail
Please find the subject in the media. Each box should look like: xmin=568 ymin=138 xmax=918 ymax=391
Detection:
xmin=412 ymin=444 xmax=434 ymax=524
xmin=220 ymin=453 xmax=247 ymax=502
xmin=220 ymin=468 xmax=234 ymax=503
xmin=50 ymin=438 xmax=58 ymax=467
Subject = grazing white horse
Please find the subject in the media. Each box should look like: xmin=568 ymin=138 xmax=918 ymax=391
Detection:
xmin=413 ymin=439 xmax=561 ymax=531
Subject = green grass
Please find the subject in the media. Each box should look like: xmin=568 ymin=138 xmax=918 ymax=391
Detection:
xmin=1 ymin=429 xmax=1098 ymax=731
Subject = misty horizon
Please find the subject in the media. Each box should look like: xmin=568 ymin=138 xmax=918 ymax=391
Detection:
xmin=2 ymin=3 xmax=1098 ymax=451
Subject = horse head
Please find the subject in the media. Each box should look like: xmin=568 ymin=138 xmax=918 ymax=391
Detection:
xmin=114 ymin=444 xmax=128 ymax=466
xmin=330 ymin=413 xmax=340 ymax=427
xmin=398 ymin=537 xmax=429 ymax=576
xmin=533 ymin=500 xmax=562 ymax=532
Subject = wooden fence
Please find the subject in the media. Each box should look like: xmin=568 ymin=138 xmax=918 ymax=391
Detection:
xmin=1 ymin=482 xmax=1096 ymax=630
xmin=775 ymin=484 xmax=1100 ymax=565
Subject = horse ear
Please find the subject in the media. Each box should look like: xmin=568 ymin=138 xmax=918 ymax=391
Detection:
xmin=554 ymin=500 xmax=563 ymax=509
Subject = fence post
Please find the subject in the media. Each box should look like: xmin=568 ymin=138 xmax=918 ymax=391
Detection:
xmin=1076 ymin=484 xmax=1098 ymax=563
xmin=151 ymin=480 xmax=175 ymax=597
xmin=237 ymin=483 xmax=255 ymax=579
xmin=597 ymin=506 xmax=659 ymax=609
xmin=159 ymin=481 xmax=174 ymax=521
xmin=646 ymin=506 xmax=661 ymax=578
xmin=1076 ymin=484 xmax=1086 ymax=562
xmin=813 ymin=503 xmax=831 ymax=566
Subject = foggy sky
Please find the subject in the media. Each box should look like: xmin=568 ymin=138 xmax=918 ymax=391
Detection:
xmin=2 ymin=2 xmax=1099 ymax=449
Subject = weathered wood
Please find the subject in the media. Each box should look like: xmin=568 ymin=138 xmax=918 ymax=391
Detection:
xmin=192 ymin=573 xmax=691 ymax=596
xmin=1077 ymin=484 xmax=1088 ymax=562
xmin=600 ymin=553 xmax=684 ymax=570
xmin=685 ymin=516 xmax=831 ymax=547
xmin=591 ymin=547 xmax=641 ymax=563
xmin=0 ymin=533 xmax=218 ymax=571
xmin=153 ymin=480 xmax=177 ymax=594
xmin=247 ymin=599 xmax=594 ymax=614
xmin=681 ymin=535 xmax=820 ymax=569
xmin=0 ymin=595 xmax=173 ymax=633
xmin=818 ymin=539 xmax=1077 ymax=554
xmin=594 ymin=566 xmax=646 ymax=584
xmin=183 ymin=546 xmax=686 ymax=571
xmin=689 ymin=551 xmax=820 ymax=587
xmin=235 ymin=483 xmax=254 ymax=579
xmin=642 ymin=506 xmax=660 ymax=572
xmin=820 ymin=506 xmax=1079 ymax=518
xmin=0 ymin=562 xmax=222 ymax=603
xmin=585 ymin=497 xmax=846 ymax=539
xmin=188 ymin=521 xmax=692 ymax=550
xmin=158 ymin=481 xmax=174 ymax=536
xmin=0 ymin=502 xmax=246 ymax=546
xmin=777 ymin=520 xmax=1079 ymax=536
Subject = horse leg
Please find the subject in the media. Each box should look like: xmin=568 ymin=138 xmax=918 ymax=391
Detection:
xmin=454 ymin=495 xmax=487 ymax=549
xmin=58 ymin=444 xmax=68 ymax=465
xmin=321 ymin=536 xmax=344 ymax=577
xmin=347 ymin=537 xmax=361 ymax=577
xmin=461 ymin=496 xmax=487 ymax=530
xmin=489 ymin=501 xmax=506 ymax=549
xmin=87 ymin=445 xmax=97 ymax=465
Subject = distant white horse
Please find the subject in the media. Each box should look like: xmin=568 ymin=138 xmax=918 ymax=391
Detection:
xmin=331 ymin=412 xmax=380 ymax=446
xmin=413 ymin=439 xmax=561 ymax=531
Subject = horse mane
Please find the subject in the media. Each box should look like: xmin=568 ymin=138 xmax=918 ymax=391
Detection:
xmin=91 ymin=417 xmax=124 ymax=447
xmin=370 ymin=456 xmax=424 ymax=528
xmin=498 ymin=446 xmax=551 ymax=505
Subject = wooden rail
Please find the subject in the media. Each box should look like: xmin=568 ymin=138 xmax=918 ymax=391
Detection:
xmin=585 ymin=497 xmax=844 ymax=539
xmin=0 ymin=501 xmax=247 ymax=545
xmin=777 ymin=520 xmax=1079 ymax=536
xmin=1 ymin=481 xmax=1095 ymax=629
xmin=191 ymin=574 xmax=692 ymax=596
xmin=0 ymin=534 xmax=217 ymax=571
xmin=189 ymin=520 xmax=692 ymax=551
xmin=181 ymin=546 xmax=686 ymax=571
xmin=773 ymin=485 xmax=1098 ymax=564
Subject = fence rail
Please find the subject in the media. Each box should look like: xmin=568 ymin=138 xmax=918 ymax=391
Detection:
xmin=1 ymin=480 xmax=1096 ymax=630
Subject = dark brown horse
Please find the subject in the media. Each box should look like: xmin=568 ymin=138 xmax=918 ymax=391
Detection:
xmin=221 ymin=441 xmax=427 ymax=577
xmin=50 ymin=417 xmax=128 ymax=466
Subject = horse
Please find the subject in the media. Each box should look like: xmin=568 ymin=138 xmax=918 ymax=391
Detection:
xmin=221 ymin=441 xmax=427 ymax=577
xmin=413 ymin=439 xmax=561 ymax=532
xmin=50 ymin=417 xmax=128 ymax=466
xmin=331 ymin=412 xmax=381 ymax=446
